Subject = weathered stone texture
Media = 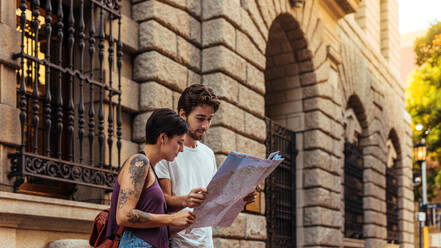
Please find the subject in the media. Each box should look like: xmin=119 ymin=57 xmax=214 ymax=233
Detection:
xmin=364 ymin=238 xmax=387 ymax=248
xmin=213 ymin=214 xmax=246 ymax=238
xmin=203 ymin=18 xmax=235 ymax=49
xmin=246 ymin=63 xmax=265 ymax=95
xmin=237 ymin=84 xmax=265 ymax=117
xmin=364 ymin=168 xmax=386 ymax=188
xmin=212 ymin=100 xmax=245 ymax=133
xmin=244 ymin=214 xmax=266 ymax=240
xmin=202 ymin=46 xmax=246 ymax=82
xmin=303 ymin=226 xmax=342 ymax=246
xmin=363 ymin=197 xmax=386 ymax=213
xmin=133 ymin=111 xmax=153 ymax=143
xmin=0 ymin=104 xmax=20 ymax=146
xmin=0 ymin=65 xmax=17 ymax=107
xmin=238 ymin=240 xmax=266 ymax=248
xmin=236 ymin=30 xmax=265 ymax=69
xmin=303 ymin=187 xmax=340 ymax=210
xmin=236 ymin=134 xmax=266 ymax=158
xmin=244 ymin=112 xmax=266 ymax=142
xmin=364 ymin=210 xmax=387 ymax=226
xmin=138 ymin=20 xmax=176 ymax=56
xmin=202 ymin=0 xmax=241 ymax=27
xmin=213 ymin=238 xmax=240 ymax=248
xmin=132 ymin=0 xmax=201 ymax=44
xmin=177 ymin=36 xmax=201 ymax=70
xmin=134 ymin=51 xmax=187 ymax=91
xmin=304 ymin=207 xmax=342 ymax=227
xmin=203 ymin=73 xmax=239 ymax=104
xmin=303 ymin=168 xmax=340 ymax=192
xmin=139 ymin=82 xmax=174 ymax=111
xmin=365 ymin=183 xmax=386 ymax=200
xmin=239 ymin=9 xmax=266 ymax=53
xmin=204 ymin=127 xmax=237 ymax=154
xmin=46 ymin=239 xmax=90 ymax=248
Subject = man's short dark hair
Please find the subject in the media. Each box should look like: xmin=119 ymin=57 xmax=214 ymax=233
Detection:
xmin=145 ymin=108 xmax=189 ymax=144
xmin=177 ymin=84 xmax=220 ymax=115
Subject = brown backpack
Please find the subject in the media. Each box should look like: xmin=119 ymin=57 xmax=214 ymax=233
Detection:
xmin=89 ymin=208 xmax=124 ymax=248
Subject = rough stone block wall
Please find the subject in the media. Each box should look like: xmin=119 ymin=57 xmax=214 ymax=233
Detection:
xmin=355 ymin=0 xmax=381 ymax=52
xmin=132 ymin=0 xmax=202 ymax=148
xmin=380 ymin=0 xmax=400 ymax=78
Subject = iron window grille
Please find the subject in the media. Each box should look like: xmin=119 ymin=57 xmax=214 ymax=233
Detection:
xmin=8 ymin=0 xmax=123 ymax=194
xmin=265 ymin=118 xmax=297 ymax=248
xmin=344 ymin=141 xmax=364 ymax=239
xmin=386 ymin=160 xmax=399 ymax=243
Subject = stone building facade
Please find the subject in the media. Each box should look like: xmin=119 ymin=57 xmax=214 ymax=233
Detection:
xmin=0 ymin=0 xmax=414 ymax=247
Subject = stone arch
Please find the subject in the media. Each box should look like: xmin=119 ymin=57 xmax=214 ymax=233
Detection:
xmin=346 ymin=94 xmax=369 ymax=135
xmin=264 ymin=13 xmax=314 ymax=129
xmin=387 ymin=128 xmax=402 ymax=164
xmin=261 ymin=4 xmax=325 ymax=246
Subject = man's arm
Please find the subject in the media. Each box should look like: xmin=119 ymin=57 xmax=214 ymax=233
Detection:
xmin=159 ymin=178 xmax=207 ymax=212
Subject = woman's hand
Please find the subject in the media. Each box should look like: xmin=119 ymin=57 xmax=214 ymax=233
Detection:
xmin=170 ymin=210 xmax=195 ymax=227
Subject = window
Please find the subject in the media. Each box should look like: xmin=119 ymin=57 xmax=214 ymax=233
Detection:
xmin=9 ymin=0 xmax=123 ymax=198
xmin=386 ymin=139 xmax=399 ymax=244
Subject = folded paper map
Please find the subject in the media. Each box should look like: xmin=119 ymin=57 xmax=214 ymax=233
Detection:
xmin=187 ymin=151 xmax=284 ymax=232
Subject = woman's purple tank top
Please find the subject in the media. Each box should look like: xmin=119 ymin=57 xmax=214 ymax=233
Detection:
xmin=106 ymin=160 xmax=169 ymax=248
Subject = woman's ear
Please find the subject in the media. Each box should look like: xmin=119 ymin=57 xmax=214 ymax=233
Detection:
xmin=158 ymin=133 xmax=166 ymax=145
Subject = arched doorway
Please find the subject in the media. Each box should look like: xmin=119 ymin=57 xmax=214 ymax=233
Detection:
xmin=264 ymin=13 xmax=315 ymax=248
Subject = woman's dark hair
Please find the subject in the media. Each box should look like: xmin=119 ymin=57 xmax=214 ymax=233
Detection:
xmin=177 ymin=84 xmax=220 ymax=115
xmin=145 ymin=109 xmax=189 ymax=144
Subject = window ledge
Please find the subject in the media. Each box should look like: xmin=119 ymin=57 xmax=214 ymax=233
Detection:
xmin=0 ymin=191 xmax=107 ymax=233
xmin=344 ymin=238 xmax=365 ymax=248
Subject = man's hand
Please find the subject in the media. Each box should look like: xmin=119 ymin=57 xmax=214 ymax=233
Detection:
xmin=244 ymin=185 xmax=262 ymax=204
xmin=184 ymin=187 xmax=207 ymax=208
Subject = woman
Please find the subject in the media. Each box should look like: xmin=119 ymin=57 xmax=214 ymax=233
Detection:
xmin=106 ymin=109 xmax=195 ymax=248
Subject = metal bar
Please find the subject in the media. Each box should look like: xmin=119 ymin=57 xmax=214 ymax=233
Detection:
xmin=43 ymin=0 xmax=52 ymax=157
xmin=16 ymin=0 xmax=28 ymax=192
xmin=66 ymin=0 xmax=75 ymax=161
xmin=116 ymin=17 xmax=122 ymax=170
xmin=90 ymin=0 xmax=121 ymax=17
xmin=88 ymin=1 xmax=96 ymax=166
xmin=31 ymin=0 xmax=41 ymax=154
xmin=78 ymin=0 xmax=86 ymax=164
xmin=98 ymin=6 xmax=105 ymax=168
xmin=107 ymin=12 xmax=114 ymax=169
xmin=56 ymin=0 xmax=64 ymax=159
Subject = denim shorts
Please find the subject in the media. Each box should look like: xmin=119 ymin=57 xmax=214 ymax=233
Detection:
xmin=119 ymin=230 xmax=153 ymax=248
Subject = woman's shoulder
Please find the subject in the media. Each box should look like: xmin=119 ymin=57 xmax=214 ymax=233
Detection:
xmin=123 ymin=153 xmax=150 ymax=168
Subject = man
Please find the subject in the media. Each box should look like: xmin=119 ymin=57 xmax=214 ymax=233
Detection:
xmin=155 ymin=84 xmax=257 ymax=247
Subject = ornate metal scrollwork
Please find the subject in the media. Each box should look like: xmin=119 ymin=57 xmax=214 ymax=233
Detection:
xmin=18 ymin=153 xmax=117 ymax=190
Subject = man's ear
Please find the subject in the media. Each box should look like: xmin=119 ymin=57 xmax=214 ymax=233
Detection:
xmin=179 ymin=109 xmax=187 ymax=119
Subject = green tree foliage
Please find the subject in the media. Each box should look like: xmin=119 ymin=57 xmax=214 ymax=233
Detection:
xmin=414 ymin=21 xmax=441 ymax=66
xmin=407 ymin=21 xmax=441 ymax=199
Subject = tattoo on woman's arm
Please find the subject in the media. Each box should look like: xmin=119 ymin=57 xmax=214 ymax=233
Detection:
xmin=118 ymin=188 xmax=136 ymax=209
xmin=128 ymin=155 xmax=149 ymax=195
xmin=127 ymin=209 xmax=152 ymax=224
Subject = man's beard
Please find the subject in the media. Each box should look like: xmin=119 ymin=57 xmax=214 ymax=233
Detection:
xmin=187 ymin=128 xmax=204 ymax=141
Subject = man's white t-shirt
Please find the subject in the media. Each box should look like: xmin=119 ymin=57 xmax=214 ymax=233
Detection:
xmin=155 ymin=141 xmax=217 ymax=248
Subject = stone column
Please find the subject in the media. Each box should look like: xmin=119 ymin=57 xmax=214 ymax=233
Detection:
xmin=0 ymin=0 xmax=21 ymax=191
